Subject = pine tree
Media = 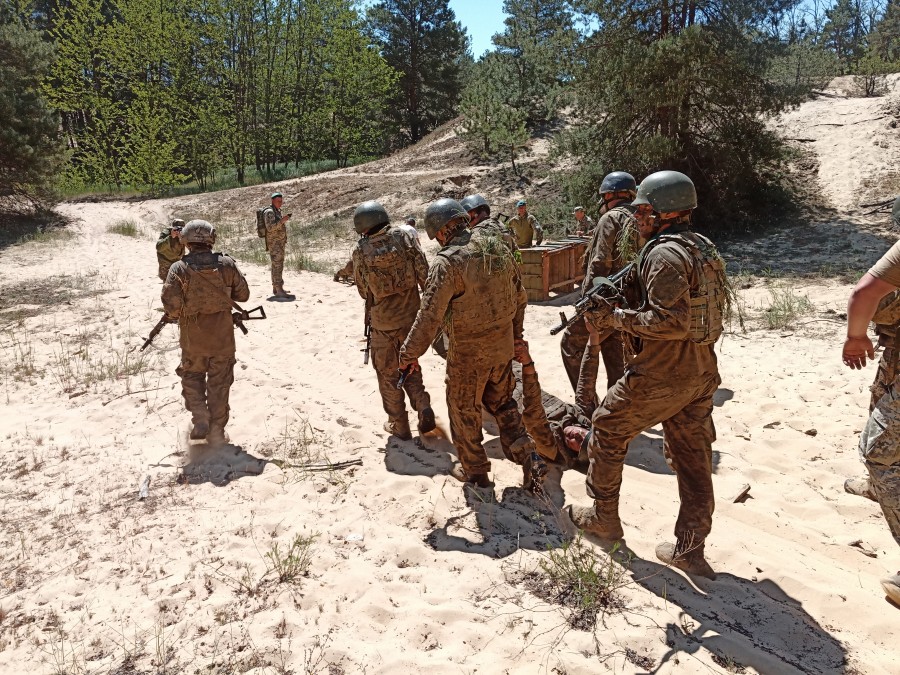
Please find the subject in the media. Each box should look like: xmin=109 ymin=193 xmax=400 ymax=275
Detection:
xmin=367 ymin=0 xmax=470 ymax=146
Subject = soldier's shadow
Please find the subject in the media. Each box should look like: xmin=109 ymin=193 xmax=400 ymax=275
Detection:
xmin=178 ymin=442 xmax=268 ymax=486
xmin=424 ymin=473 xmax=569 ymax=559
xmin=382 ymin=429 xmax=456 ymax=477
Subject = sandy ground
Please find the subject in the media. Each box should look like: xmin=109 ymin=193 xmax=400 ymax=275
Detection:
xmin=2 ymin=80 xmax=900 ymax=674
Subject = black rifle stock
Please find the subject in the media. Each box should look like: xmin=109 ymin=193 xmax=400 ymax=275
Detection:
xmin=232 ymin=306 xmax=266 ymax=335
xmin=549 ymin=263 xmax=633 ymax=336
xmin=140 ymin=315 xmax=175 ymax=351
xmin=362 ymin=296 xmax=372 ymax=364
xmin=396 ymin=365 xmax=413 ymax=390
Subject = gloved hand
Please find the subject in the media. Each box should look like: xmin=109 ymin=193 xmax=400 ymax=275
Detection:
xmin=584 ymin=300 xmax=615 ymax=332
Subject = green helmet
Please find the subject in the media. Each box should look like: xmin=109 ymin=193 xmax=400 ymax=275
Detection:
xmin=353 ymin=200 xmax=390 ymax=234
xmin=599 ymin=171 xmax=637 ymax=195
xmin=424 ymin=198 xmax=469 ymax=239
xmin=460 ymin=194 xmax=489 ymax=213
xmin=181 ymin=219 xmax=216 ymax=245
xmin=632 ymin=170 xmax=697 ymax=212
xmin=892 ymin=196 xmax=900 ymax=228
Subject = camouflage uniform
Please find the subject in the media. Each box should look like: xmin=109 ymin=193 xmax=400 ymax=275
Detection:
xmin=264 ymin=206 xmax=288 ymax=289
xmin=573 ymin=214 xmax=596 ymax=236
xmin=400 ymin=228 xmax=534 ymax=476
xmin=560 ymin=205 xmax=638 ymax=400
xmin=334 ymin=257 xmax=354 ymax=282
xmin=506 ymin=212 xmax=542 ymax=248
xmin=352 ymin=225 xmax=431 ymax=430
xmin=518 ymin=344 xmax=598 ymax=463
xmin=586 ymin=223 xmax=723 ymax=553
xmin=156 ymin=229 xmax=185 ymax=281
xmin=161 ymin=250 xmax=250 ymax=435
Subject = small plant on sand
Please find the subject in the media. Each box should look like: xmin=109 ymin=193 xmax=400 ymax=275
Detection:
xmin=107 ymin=219 xmax=140 ymax=237
xmin=265 ymin=533 xmax=317 ymax=584
xmin=764 ymin=286 xmax=814 ymax=330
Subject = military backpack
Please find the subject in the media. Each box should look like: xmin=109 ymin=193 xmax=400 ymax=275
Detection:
xmin=255 ymin=207 xmax=271 ymax=238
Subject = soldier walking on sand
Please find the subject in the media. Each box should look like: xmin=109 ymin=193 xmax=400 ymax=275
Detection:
xmin=156 ymin=219 xmax=185 ymax=281
xmin=559 ymin=172 xmax=639 ymax=404
xmin=162 ymin=220 xmax=250 ymax=446
xmin=569 ymin=171 xmax=726 ymax=580
xmin=399 ymin=198 xmax=548 ymax=491
xmin=263 ymin=192 xmax=293 ymax=298
xmin=506 ymin=199 xmax=543 ymax=248
xmin=351 ymin=201 xmax=435 ymax=440
xmin=841 ymin=197 xmax=900 ymax=606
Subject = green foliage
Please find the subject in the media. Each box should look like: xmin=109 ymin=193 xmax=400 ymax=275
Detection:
xmin=767 ymin=39 xmax=839 ymax=94
xmin=107 ymin=219 xmax=139 ymax=237
xmin=0 ymin=14 xmax=65 ymax=201
xmin=265 ymin=533 xmax=316 ymax=584
xmin=870 ymin=1 xmax=900 ymax=62
xmin=764 ymin=286 xmax=814 ymax=330
xmin=852 ymin=50 xmax=894 ymax=97
xmin=367 ymin=0 xmax=470 ymax=146
xmin=822 ymin=0 xmax=868 ymax=74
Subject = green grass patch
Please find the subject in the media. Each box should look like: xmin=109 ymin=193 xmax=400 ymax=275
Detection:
xmin=764 ymin=286 xmax=814 ymax=330
xmin=107 ymin=219 xmax=140 ymax=237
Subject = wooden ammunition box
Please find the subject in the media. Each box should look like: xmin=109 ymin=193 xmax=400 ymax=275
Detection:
xmin=519 ymin=236 xmax=588 ymax=302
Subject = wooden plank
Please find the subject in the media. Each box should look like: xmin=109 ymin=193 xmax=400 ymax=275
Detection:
xmin=526 ymin=288 xmax=547 ymax=302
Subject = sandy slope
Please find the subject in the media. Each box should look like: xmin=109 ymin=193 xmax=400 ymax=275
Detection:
xmin=3 ymin=83 xmax=900 ymax=674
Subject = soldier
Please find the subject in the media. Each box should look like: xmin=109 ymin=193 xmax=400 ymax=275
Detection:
xmin=841 ymin=199 xmax=900 ymax=604
xmin=506 ymin=199 xmax=543 ymax=248
xmin=559 ymin=172 xmax=639 ymax=405
xmin=460 ymin=193 xmax=516 ymax=249
xmin=161 ymin=220 xmax=250 ymax=446
xmin=263 ymin=192 xmax=293 ymax=299
xmin=156 ymin=219 xmax=185 ymax=281
xmin=569 ymin=170 xmax=725 ymax=580
xmin=352 ymin=201 xmax=435 ymax=440
xmin=399 ymin=199 xmax=547 ymax=491
xmin=399 ymin=216 xmax=422 ymax=250
xmin=572 ymin=206 xmax=595 ymax=236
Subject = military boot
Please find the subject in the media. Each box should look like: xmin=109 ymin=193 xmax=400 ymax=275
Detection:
xmin=844 ymin=477 xmax=877 ymax=502
xmin=881 ymin=572 xmax=900 ymax=605
xmin=417 ymin=407 xmax=436 ymax=434
xmin=190 ymin=420 xmax=210 ymax=440
xmin=383 ymin=416 xmax=412 ymax=441
xmin=206 ymin=425 xmax=228 ymax=447
xmin=449 ymin=464 xmax=493 ymax=488
xmin=273 ymin=284 xmax=293 ymax=299
xmin=567 ymin=501 xmax=623 ymax=540
xmin=656 ymin=537 xmax=716 ymax=580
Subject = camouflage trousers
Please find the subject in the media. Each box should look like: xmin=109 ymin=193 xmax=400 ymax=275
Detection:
xmin=158 ymin=262 xmax=173 ymax=282
xmin=267 ymin=237 xmax=286 ymax=287
xmin=176 ymin=354 xmax=237 ymax=429
xmin=371 ymin=326 xmax=430 ymax=424
xmin=858 ymin=377 xmax=900 ymax=546
xmin=446 ymin=356 xmax=532 ymax=476
xmin=559 ymin=319 xmax=625 ymax=401
xmin=588 ymin=372 xmax=718 ymax=544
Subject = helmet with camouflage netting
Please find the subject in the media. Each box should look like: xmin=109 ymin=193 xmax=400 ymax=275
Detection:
xmin=424 ymin=198 xmax=469 ymax=239
xmin=632 ymin=170 xmax=697 ymax=213
xmin=599 ymin=171 xmax=637 ymax=195
xmin=181 ymin=219 xmax=217 ymax=245
xmin=353 ymin=201 xmax=390 ymax=234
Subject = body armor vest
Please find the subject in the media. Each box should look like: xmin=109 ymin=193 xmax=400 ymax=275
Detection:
xmin=181 ymin=253 xmax=234 ymax=317
xmin=358 ymin=227 xmax=417 ymax=300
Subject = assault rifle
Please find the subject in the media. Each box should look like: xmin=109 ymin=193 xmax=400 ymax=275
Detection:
xmin=362 ymin=296 xmax=372 ymax=364
xmin=232 ymin=306 xmax=266 ymax=334
xmin=861 ymin=196 xmax=899 ymax=215
xmin=397 ymin=365 xmax=413 ymax=389
xmin=550 ymin=263 xmax=633 ymax=336
xmin=140 ymin=314 xmax=176 ymax=351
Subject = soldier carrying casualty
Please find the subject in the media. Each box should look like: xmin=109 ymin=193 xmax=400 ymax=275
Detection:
xmin=560 ymin=172 xmax=639 ymax=405
xmin=570 ymin=170 xmax=726 ymax=580
xmin=399 ymin=199 xmax=548 ymax=492
xmin=506 ymin=199 xmax=543 ymax=249
xmin=262 ymin=192 xmax=294 ymax=299
xmin=572 ymin=206 xmax=595 ymax=237
xmin=841 ymin=195 xmax=900 ymax=606
xmin=161 ymin=220 xmax=250 ymax=446
xmin=351 ymin=201 xmax=436 ymax=441
xmin=157 ymin=219 xmax=185 ymax=281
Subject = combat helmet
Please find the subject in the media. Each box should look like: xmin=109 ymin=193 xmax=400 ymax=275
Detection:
xmin=892 ymin=196 xmax=900 ymax=228
xmin=632 ymin=170 xmax=697 ymax=213
xmin=424 ymin=198 xmax=469 ymax=239
xmin=599 ymin=171 xmax=637 ymax=195
xmin=171 ymin=218 xmax=186 ymax=229
xmin=353 ymin=201 xmax=390 ymax=235
xmin=181 ymin=219 xmax=217 ymax=245
xmin=460 ymin=194 xmax=489 ymax=213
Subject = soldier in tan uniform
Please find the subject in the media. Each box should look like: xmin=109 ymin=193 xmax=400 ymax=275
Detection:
xmin=572 ymin=207 xmax=595 ymax=236
xmin=560 ymin=172 xmax=639 ymax=404
xmin=841 ymin=199 xmax=900 ymax=604
xmin=263 ymin=192 xmax=293 ymax=298
xmin=399 ymin=198 xmax=547 ymax=491
xmin=569 ymin=171 xmax=725 ymax=580
xmin=351 ymin=201 xmax=435 ymax=440
xmin=506 ymin=199 xmax=542 ymax=248
xmin=161 ymin=220 xmax=250 ymax=445
xmin=461 ymin=194 xmax=516 ymax=250
xmin=156 ymin=219 xmax=185 ymax=281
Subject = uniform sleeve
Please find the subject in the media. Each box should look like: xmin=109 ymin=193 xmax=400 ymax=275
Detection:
xmin=263 ymin=208 xmax=277 ymax=227
xmin=869 ymin=240 xmax=900 ymax=288
xmin=520 ymin=366 xmax=560 ymax=461
xmin=411 ymin=237 xmax=429 ymax=290
xmin=532 ymin=215 xmax=543 ymax=244
xmin=512 ymin=262 xmax=527 ymax=339
xmin=612 ymin=247 xmax=692 ymax=340
xmin=161 ymin=265 xmax=186 ymax=319
xmin=351 ymin=248 xmax=368 ymax=300
xmin=156 ymin=233 xmax=181 ymax=261
xmin=227 ymin=260 xmax=250 ymax=303
xmin=400 ymin=258 xmax=461 ymax=361
xmin=574 ymin=342 xmax=601 ymax=417
xmin=588 ymin=215 xmax=619 ymax=280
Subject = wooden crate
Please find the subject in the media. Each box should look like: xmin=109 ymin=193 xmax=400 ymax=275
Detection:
xmin=520 ymin=237 xmax=588 ymax=302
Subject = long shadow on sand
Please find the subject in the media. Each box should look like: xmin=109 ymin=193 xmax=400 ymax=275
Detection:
xmin=605 ymin=539 xmax=847 ymax=674
xmin=178 ymin=442 xmax=268 ymax=486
